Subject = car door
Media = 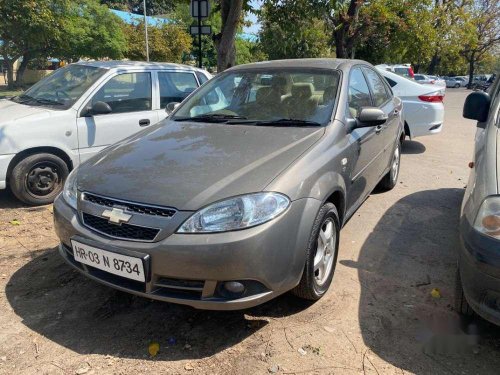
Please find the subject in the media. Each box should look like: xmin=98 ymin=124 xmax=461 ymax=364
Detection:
xmin=347 ymin=67 xmax=386 ymax=210
xmin=362 ymin=67 xmax=400 ymax=173
xmin=76 ymin=71 xmax=159 ymax=163
xmin=156 ymin=71 xmax=200 ymax=122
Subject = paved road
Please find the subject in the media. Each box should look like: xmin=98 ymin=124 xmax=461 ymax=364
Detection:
xmin=0 ymin=89 xmax=499 ymax=374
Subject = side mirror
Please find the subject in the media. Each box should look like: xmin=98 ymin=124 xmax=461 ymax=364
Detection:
xmin=84 ymin=101 xmax=112 ymax=116
xmin=463 ymin=91 xmax=490 ymax=123
xmin=166 ymin=102 xmax=180 ymax=115
xmin=357 ymin=107 xmax=388 ymax=127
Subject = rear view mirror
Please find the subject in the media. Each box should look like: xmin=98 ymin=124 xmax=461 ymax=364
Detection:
xmin=463 ymin=91 xmax=490 ymax=123
xmin=166 ymin=102 xmax=180 ymax=115
xmin=90 ymin=101 xmax=112 ymax=116
xmin=357 ymin=107 xmax=388 ymax=127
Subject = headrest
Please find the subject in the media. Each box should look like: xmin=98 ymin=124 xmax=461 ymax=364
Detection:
xmin=291 ymin=83 xmax=314 ymax=98
xmin=272 ymin=76 xmax=287 ymax=87
xmin=256 ymin=87 xmax=281 ymax=104
xmin=323 ymin=85 xmax=336 ymax=103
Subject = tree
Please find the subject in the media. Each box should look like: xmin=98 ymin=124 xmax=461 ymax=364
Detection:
xmin=259 ymin=1 xmax=331 ymax=59
xmin=0 ymin=0 xmax=127 ymax=88
xmin=101 ymin=0 xmax=178 ymax=15
xmin=123 ymin=21 xmax=192 ymax=62
xmin=461 ymin=0 xmax=500 ymax=86
xmin=213 ymin=0 xmax=246 ymax=71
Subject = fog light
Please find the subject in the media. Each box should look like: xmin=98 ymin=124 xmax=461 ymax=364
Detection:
xmin=223 ymin=281 xmax=245 ymax=294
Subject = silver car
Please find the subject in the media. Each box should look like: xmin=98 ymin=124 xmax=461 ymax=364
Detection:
xmin=457 ymin=77 xmax=500 ymax=325
xmin=53 ymin=59 xmax=404 ymax=310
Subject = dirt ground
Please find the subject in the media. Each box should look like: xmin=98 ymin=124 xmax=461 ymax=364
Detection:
xmin=1 ymin=89 xmax=500 ymax=375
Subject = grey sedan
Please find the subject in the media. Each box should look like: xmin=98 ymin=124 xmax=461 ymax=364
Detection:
xmin=53 ymin=59 xmax=404 ymax=310
xmin=457 ymin=77 xmax=500 ymax=325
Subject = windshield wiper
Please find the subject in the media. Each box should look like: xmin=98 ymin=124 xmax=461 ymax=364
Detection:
xmin=174 ymin=114 xmax=247 ymax=122
xmin=31 ymin=97 xmax=64 ymax=106
xmin=228 ymin=118 xmax=322 ymax=127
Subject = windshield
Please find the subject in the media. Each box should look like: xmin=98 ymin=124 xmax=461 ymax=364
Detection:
xmin=11 ymin=64 xmax=106 ymax=109
xmin=172 ymin=68 xmax=341 ymax=125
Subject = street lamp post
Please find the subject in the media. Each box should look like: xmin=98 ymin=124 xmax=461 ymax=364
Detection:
xmin=143 ymin=0 xmax=150 ymax=62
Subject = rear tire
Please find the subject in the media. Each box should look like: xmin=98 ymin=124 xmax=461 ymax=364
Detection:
xmin=454 ymin=267 xmax=474 ymax=316
xmin=292 ymin=203 xmax=340 ymax=301
xmin=454 ymin=83 xmax=460 ymax=88
xmin=377 ymin=141 xmax=401 ymax=191
xmin=9 ymin=153 xmax=69 ymax=206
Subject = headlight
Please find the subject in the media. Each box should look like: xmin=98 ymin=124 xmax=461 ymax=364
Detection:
xmin=62 ymin=168 xmax=78 ymax=209
xmin=178 ymin=192 xmax=290 ymax=233
xmin=473 ymin=196 xmax=500 ymax=239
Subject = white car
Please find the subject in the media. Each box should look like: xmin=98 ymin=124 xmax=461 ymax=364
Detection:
xmin=377 ymin=69 xmax=445 ymax=139
xmin=0 ymin=61 xmax=211 ymax=205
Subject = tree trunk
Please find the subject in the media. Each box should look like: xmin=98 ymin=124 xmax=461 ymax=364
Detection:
xmin=2 ymin=54 xmax=15 ymax=90
xmin=467 ymin=54 xmax=475 ymax=89
xmin=428 ymin=53 xmax=440 ymax=75
xmin=334 ymin=29 xmax=346 ymax=58
xmin=15 ymin=53 xmax=30 ymax=88
xmin=214 ymin=0 xmax=243 ymax=72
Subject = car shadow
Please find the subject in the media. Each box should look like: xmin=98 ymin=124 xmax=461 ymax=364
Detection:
xmin=346 ymin=188 xmax=500 ymax=373
xmin=0 ymin=189 xmax=26 ymax=209
xmin=5 ymin=247 xmax=310 ymax=361
xmin=402 ymin=140 xmax=426 ymax=154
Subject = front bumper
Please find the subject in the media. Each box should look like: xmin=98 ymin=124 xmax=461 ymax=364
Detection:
xmin=459 ymin=218 xmax=500 ymax=325
xmin=53 ymin=194 xmax=321 ymax=310
xmin=0 ymin=154 xmax=15 ymax=190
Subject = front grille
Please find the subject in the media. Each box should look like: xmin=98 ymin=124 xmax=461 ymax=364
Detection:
xmin=82 ymin=212 xmax=160 ymax=241
xmin=83 ymin=192 xmax=176 ymax=218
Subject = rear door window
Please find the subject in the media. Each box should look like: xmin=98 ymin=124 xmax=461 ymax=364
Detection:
xmin=158 ymin=72 xmax=199 ymax=108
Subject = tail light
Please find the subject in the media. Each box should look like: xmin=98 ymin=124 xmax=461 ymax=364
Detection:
xmin=409 ymin=66 xmax=415 ymax=78
xmin=430 ymin=80 xmax=436 ymax=84
xmin=418 ymin=93 xmax=444 ymax=103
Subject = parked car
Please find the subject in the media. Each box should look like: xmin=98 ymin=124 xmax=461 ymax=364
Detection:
xmin=375 ymin=63 xmax=415 ymax=78
xmin=443 ymin=76 xmax=461 ymax=88
xmin=53 ymin=59 xmax=404 ymax=310
xmin=428 ymin=75 xmax=446 ymax=87
xmin=457 ymin=77 xmax=500 ymax=325
xmin=378 ymin=68 xmax=445 ymax=138
xmin=453 ymin=76 xmax=469 ymax=87
xmin=0 ymin=61 xmax=211 ymax=205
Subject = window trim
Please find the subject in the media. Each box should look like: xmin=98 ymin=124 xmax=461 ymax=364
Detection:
xmin=346 ymin=65 xmax=374 ymax=119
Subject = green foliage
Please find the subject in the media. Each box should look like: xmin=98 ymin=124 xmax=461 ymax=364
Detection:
xmin=101 ymin=0 xmax=179 ymax=15
xmin=123 ymin=21 xmax=192 ymax=62
xmin=259 ymin=1 xmax=331 ymax=59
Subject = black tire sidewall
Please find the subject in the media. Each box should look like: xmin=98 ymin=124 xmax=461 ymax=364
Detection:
xmin=299 ymin=203 xmax=340 ymax=299
xmin=10 ymin=153 xmax=69 ymax=205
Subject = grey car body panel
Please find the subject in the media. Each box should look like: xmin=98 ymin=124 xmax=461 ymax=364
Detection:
xmin=459 ymin=78 xmax=500 ymax=325
xmin=54 ymin=58 xmax=404 ymax=309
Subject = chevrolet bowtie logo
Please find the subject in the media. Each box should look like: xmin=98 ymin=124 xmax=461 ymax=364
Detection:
xmin=101 ymin=207 xmax=132 ymax=225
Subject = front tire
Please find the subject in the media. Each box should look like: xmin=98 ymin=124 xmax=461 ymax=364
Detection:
xmin=454 ymin=267 xmax=474 ymax=317
xmin=455 ymin=83 xmax=460 ymax=88
xmin=9 ymin=153 xmax=69 ymax=206
xmin=292 ymin=203 xmax=340 ymax=301
xmin=377 ymin=141 xmax=401 ymax=191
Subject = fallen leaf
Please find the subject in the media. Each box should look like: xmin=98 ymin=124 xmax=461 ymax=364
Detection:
xmin=9 ymin=219 xmax=21 ymax=226
xmin=148 ymin=342 xmax=160 ymax=357
xmin=184 ymin=363 xmax=195 ymax=371
xmin=431 ymin=288 xmax=441 ymax=298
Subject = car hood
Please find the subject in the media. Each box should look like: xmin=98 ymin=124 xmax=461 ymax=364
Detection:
xmin=0 ymin=99 xmax=53 ymax=124
xmin=77 ymin=120 xmax=324 ymax=210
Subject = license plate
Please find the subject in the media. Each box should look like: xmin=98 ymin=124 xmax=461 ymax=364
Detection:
xmin=71 ymin=240 xmax=145 ymax=282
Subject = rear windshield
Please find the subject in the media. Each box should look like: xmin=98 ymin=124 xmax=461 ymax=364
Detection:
xmin=173 ymin=68 xmax=341 ymax=125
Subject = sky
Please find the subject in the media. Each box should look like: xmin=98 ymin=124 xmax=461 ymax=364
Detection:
xmin=243 ymin=0 xmax=263 ymax=36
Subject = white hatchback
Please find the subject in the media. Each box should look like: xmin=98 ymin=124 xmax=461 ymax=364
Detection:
xmin=0 ymin=61 xmax=211 ymax=205
xmin=377 ymin=69 xmax=445 ymax=139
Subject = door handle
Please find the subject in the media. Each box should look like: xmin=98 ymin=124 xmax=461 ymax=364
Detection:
xmin=375 ymin=125 xmax=384 ymax=133
xmin=139 ymin=119 xmax=150 ymax=127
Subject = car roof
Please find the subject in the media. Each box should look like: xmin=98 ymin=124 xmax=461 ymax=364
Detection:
xmin=73 ymin=60 xmax=206 ymax=73
xmin=226 ymin=58 xmax=372 ymax=72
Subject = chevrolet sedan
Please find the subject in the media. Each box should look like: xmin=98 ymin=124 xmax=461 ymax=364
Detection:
xmin=54 ymin=59 xmax=404 ymax=310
